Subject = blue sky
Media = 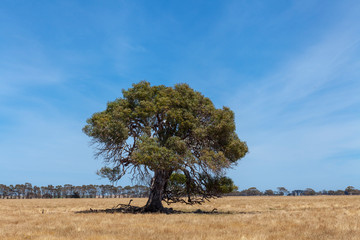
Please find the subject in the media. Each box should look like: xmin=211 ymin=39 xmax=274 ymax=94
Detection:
xmin=1 ymin=0 xmax=359 ymax=191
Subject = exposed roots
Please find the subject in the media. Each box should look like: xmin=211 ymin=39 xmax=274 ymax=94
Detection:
xmin=75 ymin=200 xmax=223 ymax=214
xmin=76 ymin=199 xmax=179 ymax=214
xmin=76 ymin=205 xmax=180 ymax=214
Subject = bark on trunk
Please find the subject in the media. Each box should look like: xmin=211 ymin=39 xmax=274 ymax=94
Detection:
xmin=144 ymin=169 xmax=171 ymax=212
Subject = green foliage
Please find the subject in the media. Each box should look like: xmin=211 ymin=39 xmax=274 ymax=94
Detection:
xmin=203 ymin=175 xmax=238 ymax=194
xmin=277 ymin=187 xmax=288 ymax=196
xmin=264 ymin=189 xmax=275 ymax=196
xmin=240 ymin=187 xmax=262 ymax=196
xmin=83 ymin=81 xmax=248 ymax=204
xmin=167 ymin=173 xmax=238 ymax=194
xmin=164 ymin=173 xmax=237 ymax=204
xmin=165 ymin=172 xmax=189 ymax=198
xmin=303 ymin=188 xmax=316 ymax=196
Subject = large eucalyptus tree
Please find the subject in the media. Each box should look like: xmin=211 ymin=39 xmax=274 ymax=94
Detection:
xmin=83 ymin=81 xmax=248 ymax=212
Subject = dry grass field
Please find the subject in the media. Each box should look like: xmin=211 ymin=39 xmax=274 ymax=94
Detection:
xmin=1 ymin=196 xmax=359 ymax=240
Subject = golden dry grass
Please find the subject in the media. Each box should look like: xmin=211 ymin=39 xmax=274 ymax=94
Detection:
xmin=1 ymin=196 xmax=360 ymax=239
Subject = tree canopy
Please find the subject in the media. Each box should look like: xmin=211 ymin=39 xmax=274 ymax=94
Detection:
xmin=83 ymin=81 xmax=248 ymax=212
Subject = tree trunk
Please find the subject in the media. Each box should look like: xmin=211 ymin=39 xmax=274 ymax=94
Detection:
xmin=144 ymin=169 xmax=171 ymax=212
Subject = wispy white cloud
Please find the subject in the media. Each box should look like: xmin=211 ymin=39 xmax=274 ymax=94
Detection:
xmin=229 ymin=5 xmax=360 ymax=190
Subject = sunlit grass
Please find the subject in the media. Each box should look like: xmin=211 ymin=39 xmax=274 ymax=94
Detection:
xmin=1 ymin=196 xmax=359 ymax=239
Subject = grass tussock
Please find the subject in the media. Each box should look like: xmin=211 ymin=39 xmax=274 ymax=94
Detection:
xmin=0 ymin=196 xmax=360 ymax=239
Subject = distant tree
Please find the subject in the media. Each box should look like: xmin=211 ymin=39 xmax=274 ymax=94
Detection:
xmin=138 ymin=185 xmax=149 ymax=197
xmin=277 ymin=187 xmax=288 ymax=196
xmin=345 ymin=186 xmax=355 ymax=195
xmin=106 ymin=185 xmax=117 ymax=197
xmin=55 ymin=185 xmax=63 ymax=198
xmin=83 ymin=81 xmax=248 ymax=212
xmin=74 ymin=186 xmax=83 ymax=198
xmin=264 ymin=189 xmax=275 ymax=196
xmin=345 ymin=186 xmax=360 ymax=195
xmin=78 ymin=185 xmax=86 ymax=198
xmin=24 ymin=183 xmax=33 ymax=198
xmin=8 ymin=185 xmax=15 ymax=198
xmin=87 ymin=185 xmax=97 ymax=198
xmin=41 ymin=186 xmax=52 ymax=198
xmin=14 ymin=184 xmax=25 ymax=198
xmin=122 ymin=185 xmax=132 ymax=197
xmin=63 ymin=184 xmax=74 ymax=198
xmin=334 ymin=190 xmax=344 ymax=195
xmin=321 ymin=190 xmax=328 ymax=195
xmin=303 ymin=188 xmax=316 ymax=196
xmin=241 ymin=187 xmax=262 ymax=196
xmin=70 ymin=191 xmax=80 ymax=198
xmin=292 ymin=190 xmax=304 ymax=196
xmin=33 ymin=186 xmax=42 ymax=198
xmin=47 ymin=185 xmax=55 ymax=198
xmin=327 ymin=190 xmax=335 ymax=195
xmin=0 ymin=184 xmax=9 ymax=198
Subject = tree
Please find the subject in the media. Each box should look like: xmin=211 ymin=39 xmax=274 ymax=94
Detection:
xmin=0 ymin=184 xmax=9 ymax=198
xmin=303 ymin=188 xmax=316 ymax=196
xmin=14 ymin=184 xmax=25 ymax=198
xmin=240 ymin=187 xmax=262 ymax=196
xmin=87 ymin=184 xmax=97 ymax=198
xmin=345 ymin=186 xmax=360 ymax=195
xmin=264 ymin=189 xmax=275 ymax=196
xmin=83 ymin=81 xmax=248 ymax=212
xmin=327 ymin=190 xmax=335 ymax=195
xmin=321 ymin=190 xmax=328 ymax=195
xmin=24 ymin=182 xmax=33 ymax=199
xmin=335 ymin=190 xmax=345 ymax=195
xmin=63 ymin=184 xmax=74 ymax=198
xmin=165 ymin=173 xmax=238 ymax=203
xmin=277 ymin=187 xmax=288 ymax=196
xmin=55 ymin=185 xmax=63 ymax=198
xmin=33 ymin=186 xmax=42 ymax=198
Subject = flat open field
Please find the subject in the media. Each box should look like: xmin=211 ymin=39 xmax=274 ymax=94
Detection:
xmin=1 ymin=196 xmax=359 ymax=240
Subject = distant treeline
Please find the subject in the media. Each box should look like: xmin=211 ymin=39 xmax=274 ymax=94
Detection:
xmin=227 ymin=186 xmax=360 ymax=196
xmin=0 ymin=184 xmax=359 ymax=199
xmin=0 ymin=183 xmax=149 ymax=199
